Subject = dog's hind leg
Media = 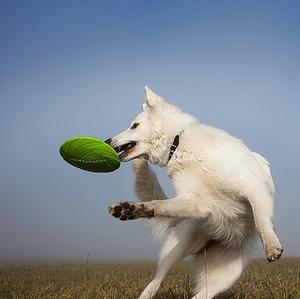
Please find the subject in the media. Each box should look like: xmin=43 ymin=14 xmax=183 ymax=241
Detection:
xmin=139 ymin=221 xmax=208 ymax=299
xmin=191 ymin=240 xmax=253 ymax=299
xmin=246 ymin=189 xmax=283 ymax=262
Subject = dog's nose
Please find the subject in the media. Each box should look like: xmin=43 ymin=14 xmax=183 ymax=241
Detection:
xmin=104 ymin=138 xmax=112 ymax=145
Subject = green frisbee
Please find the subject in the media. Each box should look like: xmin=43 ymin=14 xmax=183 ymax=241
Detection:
xmin=59 ymin=136 xmax=120 ymax=173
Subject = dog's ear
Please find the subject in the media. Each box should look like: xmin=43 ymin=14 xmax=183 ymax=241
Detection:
xmin=144 ymin=86 xmax=163 ymax=108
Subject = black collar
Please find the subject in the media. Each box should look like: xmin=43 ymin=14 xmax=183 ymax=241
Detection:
xmin=168 ymin=134 xmax=180 ymax=163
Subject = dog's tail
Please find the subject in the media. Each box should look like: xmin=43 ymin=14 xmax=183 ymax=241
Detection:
xmin=132 ymin=159 xmax=178 ymax=239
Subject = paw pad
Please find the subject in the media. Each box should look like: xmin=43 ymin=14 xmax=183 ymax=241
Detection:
xmin=108 ymin=201 xmax=154 ymax=221
xmin=109 ymin=201 xmax=138 ymax=221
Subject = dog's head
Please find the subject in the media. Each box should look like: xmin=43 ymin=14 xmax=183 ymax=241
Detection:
xmin=106 ymin=86 xmax=195 ymax=166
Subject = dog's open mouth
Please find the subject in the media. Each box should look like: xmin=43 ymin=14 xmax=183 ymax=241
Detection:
xmin=114 ymin=142 xmax=137 ymax=159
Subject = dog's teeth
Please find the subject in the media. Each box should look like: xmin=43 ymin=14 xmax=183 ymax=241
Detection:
xmin=114 ymin=142 xmax=136 ymax=154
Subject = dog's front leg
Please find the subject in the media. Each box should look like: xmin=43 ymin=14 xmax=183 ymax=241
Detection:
xmin=108 ymin=197 xmax=210 ymax=221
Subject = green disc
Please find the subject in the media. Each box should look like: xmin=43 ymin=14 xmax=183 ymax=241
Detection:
xmin=59 ymin=136 xmax=120 ymax=173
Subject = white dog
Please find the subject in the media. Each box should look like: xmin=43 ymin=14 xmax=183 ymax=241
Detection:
xmin=106 ymin=86 xmax=283 ymax=299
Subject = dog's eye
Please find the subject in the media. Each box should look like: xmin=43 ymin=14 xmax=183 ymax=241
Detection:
xmin=130 ymin=123 xmax=139 ymax=129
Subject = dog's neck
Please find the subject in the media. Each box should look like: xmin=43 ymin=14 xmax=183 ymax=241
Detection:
xmin=148 ymin=111 xmax=197 ymax=166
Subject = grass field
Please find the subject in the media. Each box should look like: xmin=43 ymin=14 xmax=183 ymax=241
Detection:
xmin=0 ymin=258 xmax=299 ymax=299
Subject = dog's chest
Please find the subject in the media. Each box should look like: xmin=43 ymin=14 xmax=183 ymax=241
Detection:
xmin=168 ymin=158 xmax=241 ymax=201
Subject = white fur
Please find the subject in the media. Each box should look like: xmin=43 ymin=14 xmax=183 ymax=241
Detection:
xmin=109 ymin=86 xmax=283 ymax=298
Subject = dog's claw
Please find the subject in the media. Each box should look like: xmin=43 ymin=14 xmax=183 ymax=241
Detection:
xmin=266 ymin=244 xmax=283 ymax=262
xmin=108 ymin=201 xmax=155 ymax=221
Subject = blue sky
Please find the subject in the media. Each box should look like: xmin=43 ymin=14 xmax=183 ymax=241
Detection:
xmin=0 ymin=0 xmax=299 ymax=262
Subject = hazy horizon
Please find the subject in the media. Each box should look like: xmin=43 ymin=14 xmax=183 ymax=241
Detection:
xmin=0 ymin=1 xmax=299 ymax=263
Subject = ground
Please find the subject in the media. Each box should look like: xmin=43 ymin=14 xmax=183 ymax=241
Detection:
xmin=0 ymin=258 xmax=299 ymax=299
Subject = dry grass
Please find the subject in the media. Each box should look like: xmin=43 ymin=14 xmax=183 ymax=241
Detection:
xmin=0 ymin=258 xmax=299 ymax=299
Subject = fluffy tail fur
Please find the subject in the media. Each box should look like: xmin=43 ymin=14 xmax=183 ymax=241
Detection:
xmin=191 ymin=240 xmax=253 ymax=299
xmin=132 ymin=159 xmax=178 ymax=238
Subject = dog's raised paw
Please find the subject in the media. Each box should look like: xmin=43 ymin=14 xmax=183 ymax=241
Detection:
xmin=108 ymin=202 xmax=136 ymax=220
xmin=266 ymin=244 xmax=283 ymax=262
xmin=108 ymin=201 xmax=154 ymax=221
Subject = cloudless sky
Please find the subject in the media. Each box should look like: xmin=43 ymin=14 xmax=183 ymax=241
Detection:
xmin=0 ymin=0 xmax=299 ymax=262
